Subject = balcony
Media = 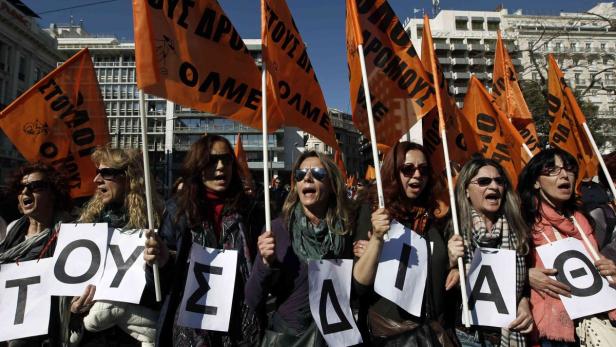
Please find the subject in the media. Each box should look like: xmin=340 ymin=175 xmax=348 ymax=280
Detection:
xmin=452 ymin=58 xmax=469 ymax=65
xmin=474 ymin=72 xmax=489 ymax=80
xmin=438 ymin=57 xmax=451 ymax=65
xmin=451 ymin=43 xmax=468 ymax=51
xmin=453 ymin=72 xmax=471 ymax=79
xmin=434 ymin=43 xmax=449 ymax=50
xmin=485 ymin=44 xmax=496 ymax=51
xmin=468 ymin=44 xmax=485 ymax=52
xmin=469 ymin=57 xmax=487 ymax=65
xmin=450 ymin=86 xmax=468 ymax=94
xmin=485 ymin=58 xmax=494 ymax=66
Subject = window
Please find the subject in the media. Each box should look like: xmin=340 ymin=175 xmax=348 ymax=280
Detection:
xmin=471 ymin=20 xmax=483 ymax=31
xmin=314 ymin=144 xmax=320 ymax=152
xmin=528 ymin=41 xmax=534 ymax=49
xmin=586 ymin=42 xmax=591 ymax=51
xmin=455 ymin=19 xmax=468 ymax=30
xmin=601 ymin=43 xmax=607 ymax=50
xmin=18 ymin=56 xmax=26 ymax=81
xmin=416 ymin=27 xmax=423 ymax=38
xmin=554 ymin=42 xmax=562 ymax=52
xmin=487 ymin=21 xmax=499 ymax=31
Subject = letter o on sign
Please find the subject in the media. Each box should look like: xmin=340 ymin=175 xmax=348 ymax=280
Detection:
xmin=554 ymin=250 xmax=602 ymax=297
xmin=54 ymin=240 xmax=101 ymax=284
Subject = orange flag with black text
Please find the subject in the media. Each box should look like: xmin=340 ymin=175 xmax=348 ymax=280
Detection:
xmin=547 ymin=55 xmax=598 ymax=181
xmin=462 ymin=77 xmax=526 ymax=187
xmin=420 ymin=15 xmax=478 ymax=216
xmin=261 ymin=0 xmax=340 ymax=151
xmin=132 ymin=0 xmax=282 ymax=131
xmin=234 ymin=134 xmax=255 ymax=192
xmin=0 ymin=48 xmax=109 ymax=198
xmin=492 ymin=31 xmax=541 ymax=156
xmin=334 ymin=150 xmax=348 ymax=179
xmin=346 ymin=0 xmax=436 ymax=147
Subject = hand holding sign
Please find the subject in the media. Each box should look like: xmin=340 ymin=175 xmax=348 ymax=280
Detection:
xmin=529 ymin=267 xmax=572 ymax=299
xmin=70 ymin=284 xmax=96 ymax=314
xmin=144 ymin=229 xmax=169 ymax=267
xmin=371 ymin=208 xmax=390 ymax=239
xmin=257 ymin=230 xmax=276 ymax=266
xmin=508 ymin=297 xmax=534 ymax=334
xmin=594 ymin=256 xmax=616 ymax=285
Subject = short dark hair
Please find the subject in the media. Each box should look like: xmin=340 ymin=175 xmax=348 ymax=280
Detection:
xmin=10 ymin=162 xmax=72 ymax=213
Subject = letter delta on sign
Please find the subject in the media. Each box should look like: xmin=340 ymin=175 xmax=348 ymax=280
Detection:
xmin=374 ymin=220 xmax=428 ymax=316
xmin=177 ymin=244 xmax=238 ymax=332
xmin=50 ymin=223 xmax=109 ymax=296
xmin=0 ymin=258 xmax=53 ymax=342
xmin=308 ymin=259 xmax=363 ymax=347
xmin=466 ymin=248 xmax=516 ymax=328
xmin=536 ymin=238 xmax=616 ymax=319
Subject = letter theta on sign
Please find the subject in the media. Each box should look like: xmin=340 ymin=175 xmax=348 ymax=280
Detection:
xmin=308 ymin=259 xmax=363 ymax=347
xmin=536 ymin=238 xmax=616 ymax=319
xmin=466 ymin=248 xmax=516 ymax=328
xmin=177 ymin=244 xmax=238 ymax=332
xmin=374 ymin=220 xmax=428 ymax=316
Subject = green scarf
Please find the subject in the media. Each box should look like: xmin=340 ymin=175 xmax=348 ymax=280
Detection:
xmin=98 ymin=203 xmax=128 ymax=229
xmin=289 ymin=203 xmax=345 ymax=262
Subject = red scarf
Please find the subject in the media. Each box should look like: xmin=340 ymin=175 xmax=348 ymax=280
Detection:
xmin=205 ymin=190 xmax=225 ymax=241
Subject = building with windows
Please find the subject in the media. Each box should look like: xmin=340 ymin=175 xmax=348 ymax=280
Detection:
xmin=0 ymin=0 xmax=65 ymax=184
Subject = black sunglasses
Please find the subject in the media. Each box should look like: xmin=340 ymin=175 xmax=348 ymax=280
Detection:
xmin=96 ymin=168 xmax=126 ymax=180
xmin=18 ymin=180 xmax=50 ymax=192
xmin=400 ymin=164 xmax=430 ymax=177
xmin=470 ymin=176 xmax=507 ymax=187
xmin=294 ymin=168 xmax=327 ymax=182
xmin=210 ymin=154 xmax=233 ymax=165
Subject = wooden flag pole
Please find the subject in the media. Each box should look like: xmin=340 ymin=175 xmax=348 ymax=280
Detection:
xmin=138 ymin=90 xmax=162 ymax=302
xmin=425 ymin=32 xmax=470 ymax=326
xmin=356 ymin=43 xmax=385 ymax=209
xmin=261 ymin=64 xmax=272 ymax=233
xmin=582 ymin=122 xmax=616 ymax=204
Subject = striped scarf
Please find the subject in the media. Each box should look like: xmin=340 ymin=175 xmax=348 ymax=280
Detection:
xmin=466 ymin=209 xmax=528 ymax=347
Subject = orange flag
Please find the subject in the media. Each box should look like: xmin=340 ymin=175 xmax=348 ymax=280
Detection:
xmin=462 ymin=77 xmax=526 ymax=186
xmin=547 ymin=54 xmax=598 ymax=182
xmin=365 ymin=165 xmax=376 ymax=181
xmin=492 ymin=31 xmax=541 ymax=156
xmin=420 ymin=15 xmax=478 ymax=216
xmin=261 ymin=0 xmax=339 ymax=151
xmin=132 ymin=0 xmax=282 ymax=131
xmin=346 ymin=0 xmax=436 ymax=147
xmin=333 ymin=150 xmax=348 ymax=179
xmin=0 ymin=48 xmax=109 ymax=198
xmin=234 ymin=134 xmax=255 ymax=192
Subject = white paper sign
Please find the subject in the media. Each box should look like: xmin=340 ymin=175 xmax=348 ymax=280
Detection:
xmin=93 ymin=229 xmax=147 ymax=303
xmin=308 ymin=259 xmax=363 ymax=347
xmin=374 ymin=220 xmax=428 ymax=316
xmin=465 ymin=248 xmax=516 ymax=328
xmin=0 ymin=258 xmax=53 ymax=342
xmin=536 ymin=237 xmax=616 ymax=319
xmin=49 ymin=223 xmax=109 ymax=296
xmin=177 ymin=244 xmax=238 ymax=332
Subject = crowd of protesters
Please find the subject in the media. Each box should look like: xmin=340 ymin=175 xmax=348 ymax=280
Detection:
xmin=2 ymin=136 xmax=616 ymax=347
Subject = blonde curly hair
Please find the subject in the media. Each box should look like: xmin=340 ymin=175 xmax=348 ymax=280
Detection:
xmin=79 ymin=146 xmax=162 ymax=229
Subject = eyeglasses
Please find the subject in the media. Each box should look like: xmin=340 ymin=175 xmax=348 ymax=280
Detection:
xmin=540 ymin=165 xmax=576 ymax=177
xmin=294 ymin=167 xmax=327 ymax=182
xmin=470 ymin=176 xmax=507 ymax=187
xmin=400 ymin=164 xmax=430 ymax=177
xmin=210 ymin=154 xmax=233 ymax=166
xmin=96 ymin=168 xmax=126 ymax=180
xmin=18 ymin=180 xmax=50 ymax=193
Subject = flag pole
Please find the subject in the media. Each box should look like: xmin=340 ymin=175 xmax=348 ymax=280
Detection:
xmin=356 ymin=43 xmax=385 ymax=209
xmin=261 ymin=64 xmax=272 ymax=233
xmin=581 ymin=122 xmax=616 ymax=204
xmin=139 ymin=90 xmax=162 ymax=302
xmin=425 ymin=22 xmax=470 ymax=326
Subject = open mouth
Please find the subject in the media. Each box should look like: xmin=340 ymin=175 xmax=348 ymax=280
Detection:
xmin=213 ymin=173 xmax=226 ymax=182
xmin=485 ymin=192 xmax=501 ymax=202
xmin=98 ymin=186 xmax=108 ymax=194
xmin=409 ymin=182 xmax=422 ymax=189
xmin=22 ymin=196 xmax=34 ymax=208
xmin=557 ymin=182 xmax=572 ymax=190
xmin=302 ymin=187 xmax=317 ymax=198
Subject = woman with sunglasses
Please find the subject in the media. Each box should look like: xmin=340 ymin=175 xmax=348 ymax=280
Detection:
xmin=448 ymin=157 xmax=533 ymax=346
xmin=0 ymin=163 xmax=72 ymax=346
xmin=352 ymin=141 xmax=458 ymax=346
xmin=245 ymin=150 xmax=354 ymax=346
xmin=70 ymin=146 xmax=164 ymax=346
xmin=143 ymin=134 xmax=261 ymax=347
xmin=517 ymin=148 xmax=616 ymax=346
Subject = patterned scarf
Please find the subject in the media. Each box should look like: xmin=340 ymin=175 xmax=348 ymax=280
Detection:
xmin=289 ymin=203 xmax=344 ymax=262
xmin=466 ymin=209 xmax=527 ymax=347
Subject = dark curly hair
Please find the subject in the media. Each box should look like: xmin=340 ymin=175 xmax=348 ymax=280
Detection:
xmin=174 ymin=134 xmax=246 ymax=228
xmin=10 ymin=162 xmax=73 ymax=214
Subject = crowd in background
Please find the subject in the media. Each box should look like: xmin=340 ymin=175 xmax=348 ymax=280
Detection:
xmin=1 ymin=136 xmax=616 ymax=347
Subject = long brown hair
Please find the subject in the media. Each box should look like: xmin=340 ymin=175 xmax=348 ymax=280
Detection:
xmin=174 ymin=135 xmax=245 ymax=227
xmin=282 ymin=150 xmax=353 ymax=235
xmin=378 ymin=141 xmax=435 ymax=231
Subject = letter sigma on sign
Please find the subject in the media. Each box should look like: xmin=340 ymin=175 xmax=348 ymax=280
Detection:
xmin=469 ymin=265 xmax=509 ymax=315
xmin=319 ymin=279 xmax=352 ymax=335
xmin=186 ymin=263 xmax=223 ymax=315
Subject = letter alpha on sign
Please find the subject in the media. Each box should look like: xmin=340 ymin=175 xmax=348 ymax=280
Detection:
xmin=308 ymin=259 xmax=363 ymax=346
xmin=465 ymin=248 xmax=516 ymax=328
xmin=0 ymin=259 xmax=53 ymax=342
xmin=177 ymin=244 xmax=238 ymax=332
xmin=536 ymin=238 xmax=616 ymax=319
